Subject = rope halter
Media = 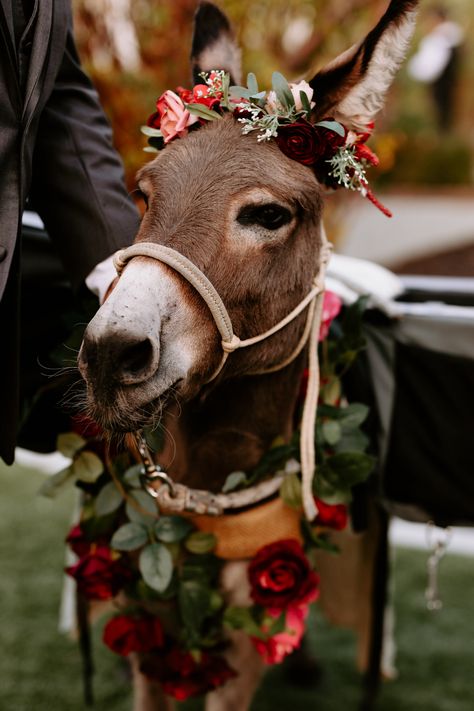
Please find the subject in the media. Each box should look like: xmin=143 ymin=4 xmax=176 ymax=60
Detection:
xmin=113 ymin=230 xmax=332 ymax=520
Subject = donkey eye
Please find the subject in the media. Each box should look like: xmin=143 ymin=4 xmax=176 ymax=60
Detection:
xmin=237 ymin=203 xmax=292 ymax=231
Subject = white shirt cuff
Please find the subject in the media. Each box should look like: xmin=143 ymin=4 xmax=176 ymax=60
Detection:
xmin=84 ymin=254 xmax=117 ymax=302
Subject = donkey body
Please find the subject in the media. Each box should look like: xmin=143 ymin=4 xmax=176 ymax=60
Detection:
xmin=78 ymin=2 xmax=418 ymax=708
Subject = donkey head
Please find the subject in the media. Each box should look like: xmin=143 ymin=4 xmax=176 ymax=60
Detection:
xmin=79 ymin=0 xmax=417 ymax=432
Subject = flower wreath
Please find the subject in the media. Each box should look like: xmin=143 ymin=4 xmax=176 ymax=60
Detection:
xmin=44 ymin=295 xmax=374 ymax=701
xmin=143 ymin=70 xmax=391 ymax=217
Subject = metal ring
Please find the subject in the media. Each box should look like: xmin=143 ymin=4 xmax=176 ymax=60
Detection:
xmin=140 ymin=470 xmax=176 ymax=499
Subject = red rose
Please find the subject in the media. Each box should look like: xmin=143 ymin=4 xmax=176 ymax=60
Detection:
xmin=66 ymin=524 xmax=92 ymax=558
xmin=190 ymin=84 xmax=221 ymax=111
xmin=248 ymin=539 xmax=320 ymax=609
xmin=176 ymin=86 xmax=193 ymax=103
xmin=141 ymin=649 xmax=236 ymax=700
xmin=146 ymin=111 xmax=161 ymax=129
xmin=313 ymin=123 xmax=347 ymax=159
xmin=312 ymin=122 xmax=348 ymax=187
xmin=66 ymin=546 xmax=132 ymax=600
xmin=103 ymin=614 xmax=164 ymax=656
xmin=275 ymin=120 xmax=319 ymax=166
xmin=314 ymin=499 xmax=348 ymax=530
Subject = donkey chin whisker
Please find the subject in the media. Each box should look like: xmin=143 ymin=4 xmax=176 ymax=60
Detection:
xmin=88 ymin=379 xmax=182 ymax=433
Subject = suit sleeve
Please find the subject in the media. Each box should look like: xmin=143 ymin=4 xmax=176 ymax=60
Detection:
xmin=29 ymin=24 xmax=140 ymax=289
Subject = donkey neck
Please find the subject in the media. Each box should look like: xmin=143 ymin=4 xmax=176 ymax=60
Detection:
xmin=159 ymin=355 xmax=305 ymax=493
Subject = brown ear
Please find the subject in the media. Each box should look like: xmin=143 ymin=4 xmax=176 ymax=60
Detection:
xmin=191 ymin=2 xmax=242 ymax=85
xmin=309 ymin=0 xmax=418 ymax=130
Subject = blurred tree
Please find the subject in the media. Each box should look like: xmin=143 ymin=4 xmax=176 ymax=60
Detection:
xmin=72 ymin=0 xmax=392 ymax=189
xmin=72 ymin=0 xmax=473 ymax=192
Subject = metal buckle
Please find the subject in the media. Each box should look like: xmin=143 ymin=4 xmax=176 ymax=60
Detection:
xmin=140 ymin=468 xmax=177 ymax=499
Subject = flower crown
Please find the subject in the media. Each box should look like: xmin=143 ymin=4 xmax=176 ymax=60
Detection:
xmin=143 ymin=70 xmax=391 ymax=217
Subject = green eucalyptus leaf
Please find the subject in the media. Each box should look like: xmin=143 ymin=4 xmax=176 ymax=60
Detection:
xmin=315 ymin=119 xmax=345 ymax=137
xmin=125 ymin=500 xmax=155 ymax=525
xmin=302 ymin=521 xmax=340 ymax=553
xmin=141 ymin=125 xmax=163 ymax=137
xmin=300 ymin=90 xmax=312 ymax=117
xmin=340 ymin=404 xmax=370 ymax=430
xmin=324 ymin=452 xmax=375 ymax=487
xmin=139 ymin=543 xmax=173 ymax=592
xmin=223 ymin=606 xmax=265 ymax=640
xmin=280 ymin=472 xmax=302 ymax=509
xmin=56 ymin=432 xmax=86 ymax=458
xmin=271 ymin=72 xmax=294 ymax=110
xmin=209 ymin=591 xmax=224 ymax=612
xmin=38 ymin=466 xmax=74 ymax=498
xmin=314 ymin=476 xmax=352 ymax=504
xmin=186 ymin=103 xmax=222 ymax=120
xmin=94 ymin=481 xmax=123 ymax=517
xmin=72 ymin=450 xmax=104 ymax=483
xmin=267 ymin=610 xmax=286 ymax=637
xmin=222 ymin=471 xmax=247 ymax=493
xmin=154 ymin=516 xmax=194 ymax=543
xmin=229 ymin=85 xmax=253 ymax=100
xmin=111 ymin=522 xmax=148 ymax=551
xmin=322 ymin=420 xmax=342 ymax=446
xmin=247 ymin=72 xmax=259 ymax=95
xmin=123 ymin=464 xmax=144 ymax=489
xmin=184 ymin=532 xmax=217 ymax=555
xmin=179 ymin=580 xmax=213 ymax=636
xmin=335 ymin=429 xmax=370 ymax=454
xmin=129 ymin=489 xmax=158 ymax=518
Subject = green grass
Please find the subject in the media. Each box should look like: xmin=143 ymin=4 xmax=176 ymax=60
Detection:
xmin=1 ymin=461 xmax=473 ymax=711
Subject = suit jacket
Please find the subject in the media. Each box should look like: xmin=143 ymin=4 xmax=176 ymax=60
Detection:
xmin=0 ymin=0 xmax=140 ymax=463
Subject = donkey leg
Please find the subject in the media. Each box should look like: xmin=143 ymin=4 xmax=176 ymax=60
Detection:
xmin=205 ymin=630 xmax=265 ymax=711
xmin=129 ymin=653 xmax=175 ymax=711
xmin=205 ymin=561 xmax=266 ymax=711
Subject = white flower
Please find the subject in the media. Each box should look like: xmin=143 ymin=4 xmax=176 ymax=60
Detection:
xmin=265 ymin=90 xmax=280 ymax=113
xmin=345 ymin=130 xmax=358 ymax=147
xmin=289 ymin=80 xmax=315 ymax=111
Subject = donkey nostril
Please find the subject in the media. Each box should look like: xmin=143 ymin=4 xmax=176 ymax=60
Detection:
xmin=120 ymin=339 xmax=155 ymax=379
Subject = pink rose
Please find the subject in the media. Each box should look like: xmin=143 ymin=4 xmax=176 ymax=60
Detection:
xmin=319 ymin=290 xmax=342 ymax=341
xmin=153 ymin=90 xmax=198 ymax=144
xmin=289 ymin=80 xmax=315 ymax=111
xmin=252 ymin=604 xmax=310 ymax=664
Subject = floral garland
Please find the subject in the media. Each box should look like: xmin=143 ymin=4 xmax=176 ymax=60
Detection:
xmin=44 ymin=294 xmax=374 ymax=701
xmin=142 ymin=70 xmax=391 ymax=217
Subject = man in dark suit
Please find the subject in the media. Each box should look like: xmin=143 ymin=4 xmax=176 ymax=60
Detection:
xmin=0 ymin=0 xmax=140 ymax=463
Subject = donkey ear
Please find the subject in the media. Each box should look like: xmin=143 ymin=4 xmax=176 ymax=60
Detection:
xmin=191 ymin=2 xmax=242 ymax=85
xmin=309 ymin=0 xmax=418 ymax=130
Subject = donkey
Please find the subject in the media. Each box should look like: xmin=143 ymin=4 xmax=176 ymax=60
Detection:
xmin=78 ymin=1 xmax=418 ymax=709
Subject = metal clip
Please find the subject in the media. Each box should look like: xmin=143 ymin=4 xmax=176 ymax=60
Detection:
xmin=425 ymin=522 xmax=452 ymax=611
xmin=140 ymin=469 xmax=176 ymax=499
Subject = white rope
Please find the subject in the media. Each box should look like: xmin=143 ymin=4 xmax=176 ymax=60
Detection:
xmin=114 ymin=232 xmax=332 ymax=519
xmin=114 ymin=242 xmax=327 ymax=379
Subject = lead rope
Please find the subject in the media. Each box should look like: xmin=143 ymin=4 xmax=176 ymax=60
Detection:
xmin=113 ymin=232 xmax=331 ymax=520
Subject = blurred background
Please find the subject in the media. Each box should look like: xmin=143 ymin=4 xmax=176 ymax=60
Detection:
xmin=73 ymin=0 xmax=474 ymax=274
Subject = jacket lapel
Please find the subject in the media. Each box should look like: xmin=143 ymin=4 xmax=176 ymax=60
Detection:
xmin=22 ymin=0 xmax=53 ymax=123
xmin=0 ymin=0 xmax=21 ymax=109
